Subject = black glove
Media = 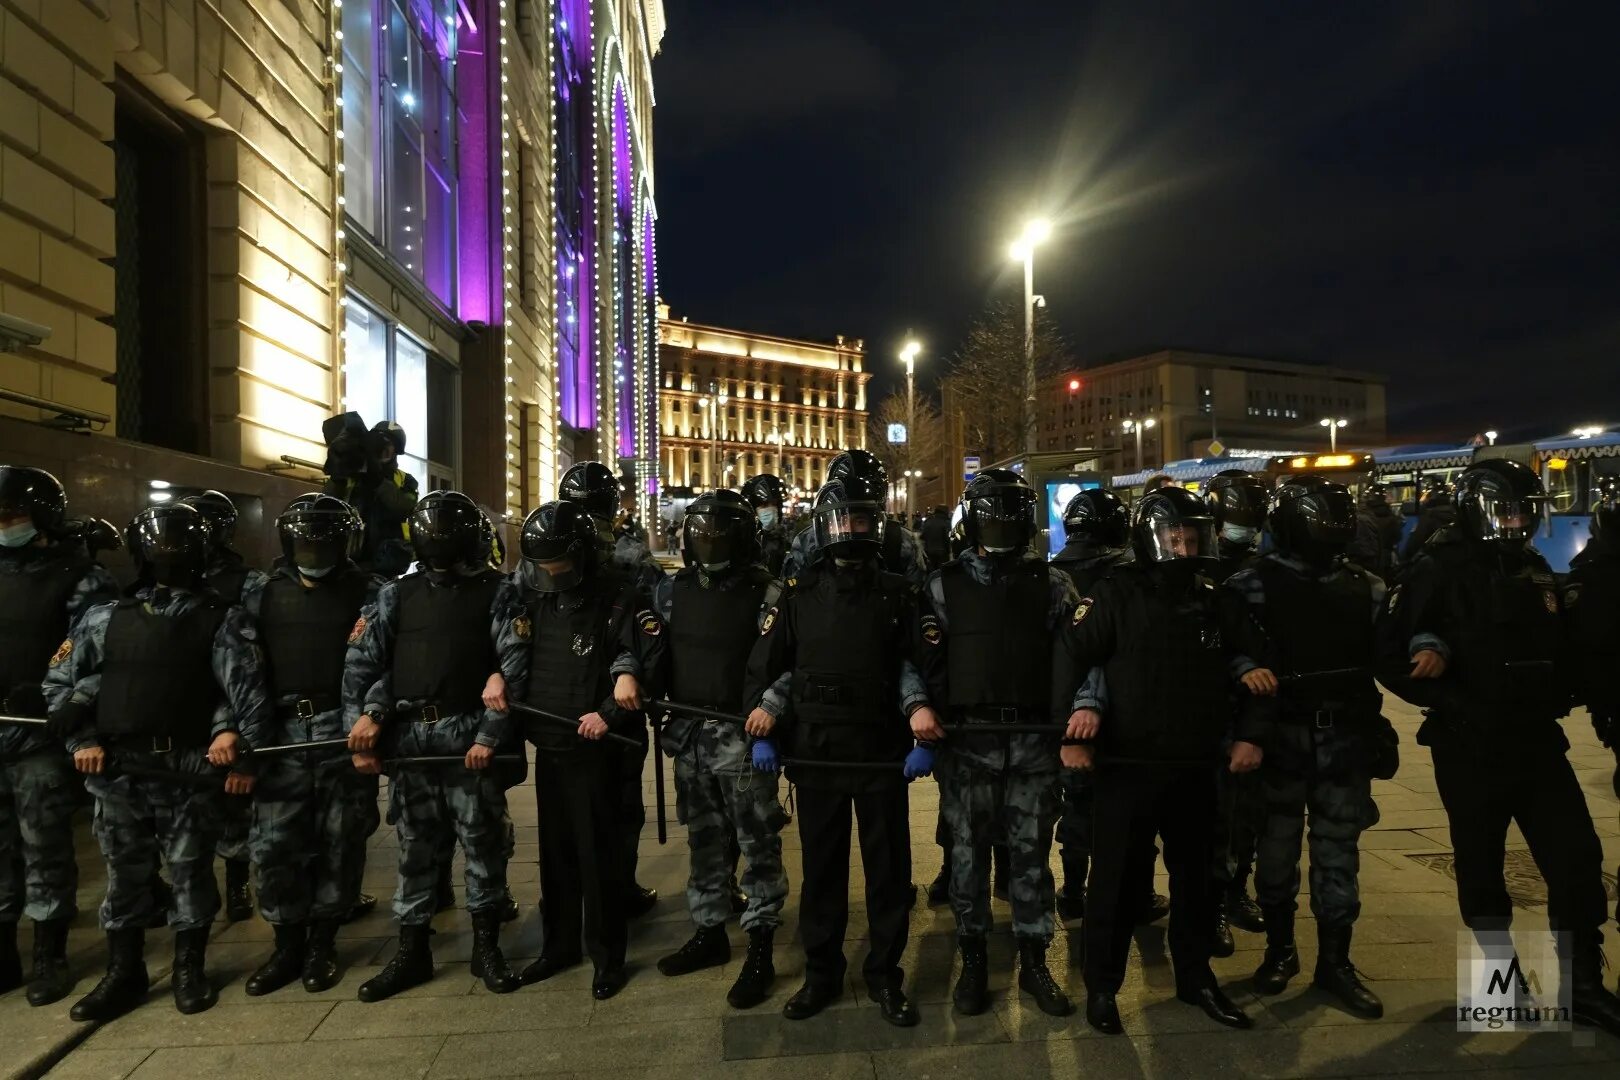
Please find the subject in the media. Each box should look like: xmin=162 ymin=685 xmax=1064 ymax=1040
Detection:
xmin=5 ymin=682 xmax=47 ymax=719
xmin=45 ymin=700 xmax=93 ymax=743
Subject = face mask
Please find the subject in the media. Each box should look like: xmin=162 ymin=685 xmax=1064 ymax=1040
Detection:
xmin=0 ymin=522 xmax=38 ymax=548
xmin=298 ymin=564 xmax=335 ymax=579
xmin=756 ymin=508 xmax=778 ymax=529
xmin=1221 ymin=523 xmax=1258 ymax=547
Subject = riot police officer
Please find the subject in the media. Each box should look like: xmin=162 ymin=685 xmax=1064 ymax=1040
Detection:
xmin=1203 ymin=471 xmax=1267 ymax=581
xmin=513 ymin=501 xmax=665 ymax=1000
xmin=0 ymin=467 xmax=119 ymax=1005
xmin=744 ymin=477 xmax=929 ymax=1027
xmin=238 ymin=495 xmax=379 ymax=996
xmin=343 ymin=491 xmax=528 ymax=1002
xmin=1379 ymin=459 xmax=1620 ymax=1036
xmin=913 ymin=469 xmax=1082 ymax=1017
xmin=780 ymin=450 xmax=929 ymax=588
xmin=45 ymin=503 xmax=270 ymax=1019
xmin=651 ymin=491 xmax=788 ymax=1008
xmin=1223 ymin=477 xmax=1386 ymax=1018
xmin=559 ymin=461 xmax=663 ymax=917
xmin=1348 ymin=483 xmax=1402 ymax=578
xmin=1062 ymin=487 xmax=1253 ymax=1034
xmin=181 ymin=489 xmax=270 ymax=923
xmin=741 ymin=473 xmax=790 ymax=577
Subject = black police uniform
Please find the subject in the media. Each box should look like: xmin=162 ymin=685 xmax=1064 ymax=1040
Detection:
xmin=758 ymin=527 xmax=788 ymax=578
xmin=1063 ymin=564 xmax=1230 ymax=998
xmin=743 ymin=561 xmax=919 ymax=995
xmin=1564 ymin=531 xmax=1620 ymax=926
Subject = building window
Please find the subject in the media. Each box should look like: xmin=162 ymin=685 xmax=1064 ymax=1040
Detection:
xmin=342 ymin=0 xmax=459 ymax=307
xmin=344 ymin=295 xmax=459 ymax=489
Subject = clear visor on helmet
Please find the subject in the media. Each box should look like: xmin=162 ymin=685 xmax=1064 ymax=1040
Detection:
xmin=817 ymin=502 xmax=883 ymax=548
xmin=1140 ymin=519 xmax=1217 ymax=563
xmin=1474 ymin=496 xmax=1544 ymax=541
xmin=684 ymin=512 xmax=736 ymax=567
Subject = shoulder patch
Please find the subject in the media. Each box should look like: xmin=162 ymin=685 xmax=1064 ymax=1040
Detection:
xmin=1072 ymin=597 xmax=1095 ymax=625
xmin=347 ymin=615 xmax=367 ymax=645
xmin=637 ymin=610 xmax=661 ymax=637
xmin=921 ymin=613 xmax=943 ymax=646
xmin=48 ymin=638 xmax=72 ymax=667
xmin=513 ymin=615 xmax=531 ymax=642
xmin=760 ymin=607 xmax=778 ymax=635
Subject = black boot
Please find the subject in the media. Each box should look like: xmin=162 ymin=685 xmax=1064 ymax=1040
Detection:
xmin=783 ymin=979 xmax=841 ymax=1020
xmin=26 ymin=918 xmax=74 ymax=1006
xmin=1226 ymin=887 xmax=1265 ymax=933
xmin=1212 ymin=899 xmax=1235 ymax=959
xmin=245 ymin=922 xmax=307 ymax=997
xmin=953 ymin=934 xmax=990 ymax=1015
xmin=520 ymin=949 xmax=583 ymax=985
xmin=1253 ymin=907 xmax=1300 ymax=994
xmin=1017 ymin=937 xmax=1075 ymax=1017
xmin=1135 ymin=892 xmax=1171 ymax=925
xmin=0 ymin=921 xmax=20 ymax=994
xmin=302 ymin=919 xmax=340 ymax=993
xmin=727 ymin=927 xmax=775 ymax=1009
xmin=1569 ymin=930 xmax=1620 ymax=1039
xmin=592 ymin=962 xmax=628 ymax=1000
xmin=926 ymin=865 xmax=951 ymax=907
xmin=625 ymin=883 xmax=658 ymax=919
xmin=469 ymin=911 xmax=519 ymax=994
xmin=224 ymin=859 xmax=253 ymax=923
xmin=71 ymin=928 xmax=148 ymax=1022
xmin=434 ymin=865 xmax=455 ymax=912
xmin=498 ymin=886 xmax=519 ymax=924
xmin=172 ymin=927 xmax=217 ymax=1014
xmin=1313 ymin=924 xmax=1382 ymax=1019
xmin=1177 ymin=981 xmax=1254 ymax=1029
xmin=1086 ymin=990 xmax=1123 ymax=1034
xmin=358 ymin=925 xmax=434 ymax=1002
xmin=867 ymin=979 xmax=920 ymax=1027
xmin=658 ymin=923 xmax=731 ymax=976
xmin=1057 ymin=853 xmax=1088 ymax=922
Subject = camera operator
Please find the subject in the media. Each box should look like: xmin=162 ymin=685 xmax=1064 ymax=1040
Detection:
xmin=323 ymin=417 xmax=418 ymax=578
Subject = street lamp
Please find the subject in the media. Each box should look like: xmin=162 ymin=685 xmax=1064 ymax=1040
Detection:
xmin=1123 ymin=417 xmax=1156 ymax=472
xmin=1319 ymin=417 xmax=1348 ymax=452
xmin=1572 ymin=425 xmax=1603 ymax=440
xmin=1485 ymin=430 xmax=1499 ymax=446
xmin=899 ymin=338 xmax=922 ymax=499
xmin=1009 ymin=218 xmax=1052 ymax=456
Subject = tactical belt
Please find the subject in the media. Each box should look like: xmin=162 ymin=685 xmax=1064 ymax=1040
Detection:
xmin=794 ymin=681 xmax=886 ymax=709
xmin=101 ymin=733 xmax=207 ymax=755
xmin=951 ymin=705 xmax=1045 ymax=725
xmin=400 ymin=701 xmax=480 ymax=725
xmin=273 ymin=693 xmax=341 ymax=720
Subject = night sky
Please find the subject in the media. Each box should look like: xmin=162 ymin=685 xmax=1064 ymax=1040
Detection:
xmin=652 ymin=0 xmax=1620 ymax=443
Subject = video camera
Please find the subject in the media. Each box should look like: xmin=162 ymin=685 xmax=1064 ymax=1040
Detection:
xmin=323 ymin=412 xmax=371 ymax=480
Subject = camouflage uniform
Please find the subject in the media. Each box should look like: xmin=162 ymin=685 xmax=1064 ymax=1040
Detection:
xmin=240 ymin=568 xmax=381 ymax=925
xmin=44 ymin=587 xmax=270 ymax=931
xmin=211 ymin=561 xmax=273 ymax=869
xmin=1224 ymin=554 xmax=1384 ymax=927
xmin=652 ymin=571 xmax=788 ymax=932
xmin=919 ymin=550 xmax=1080 ymax=941
xmin=342 ymin=570 xmax=528 ymax=926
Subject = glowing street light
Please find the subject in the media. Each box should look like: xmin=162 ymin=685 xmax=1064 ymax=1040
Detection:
xmin=1123 ymin=417 xmax=1156 ymax=472
xmin=1485 ymin=429 xmax=1499 ymax=446
xmin=1572 ymin=425 xmax=1603 ymax=439
xmin=1008 ymin=217 xmax=1053 ymax=455
xmin=1319 ymin=416 xmax=1348 ymax=452
xmin=899 ymin=337 xmax=923 ymax=509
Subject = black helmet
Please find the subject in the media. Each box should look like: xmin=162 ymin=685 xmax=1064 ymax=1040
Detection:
xmin=826 ymin=449 xmax=889 ymax=500
xmin=180 ymin=489 xmax=238 ymax=550
xmin=959 ymin=468 xmax=1037 ymax=554
xmin=740 ymin=473 xmax=787 ymax=510
xmin=1202 ymin=472 xmax=1269 ymax=530
xmin=0 ymin=465 xmax=66 ymax=538
xmin=519 ymin=500 xmax=596 ymax=592
xmin=683 ymin=489 xmax=759 ymax=571
xmin=127 ymin=504 xmax=212 ymax=588
xmin=1360 ymin=481 xmax=1390 ymax=509
xmin=559 ymin=461 xmax=620 ymax=521
xmin=812 ymin=476 xmax=886 ymax=562
xmin=276 ymin=494 xmax=358 ymax=577
xmin=370 ymin=420 xmax=407 ymax=456
xmin=1592 ymin=475 xmax=1620 ymax=541
xmin=82 ymin=517 xmax=123 ymax=557
xmin=1062 ymin=488 xmax=1128 ymax=547
xmin=1453 ymin=458 xmax=1545 ymax=545
xmin=1130 ymin=487 xmax=1217 ymax=567
xmin=408 ymin=490 xmax=488 ymax=570
xmin=1269 ymin=475 xmax=1357 ymax=562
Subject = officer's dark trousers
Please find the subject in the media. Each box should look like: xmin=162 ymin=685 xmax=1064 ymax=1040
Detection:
xmin=618 ymin=731 xmax=648 ymax=887
xmin=795 ymin=783 xmax=911 ymax=990
xmin=1430 ymin=737 xmax=1608 ymax=931
xmin=1084 ymin=764 xmax=1216 ymax=995
xmin=536 ymin=745 xmax=628 ymax=970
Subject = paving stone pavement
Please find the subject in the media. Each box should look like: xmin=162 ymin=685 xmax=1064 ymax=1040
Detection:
xmin=4 ymin=699 xmax=1619 ymax=1079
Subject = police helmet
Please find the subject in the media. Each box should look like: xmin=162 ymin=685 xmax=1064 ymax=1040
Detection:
xmin=826 ymin=449 xmax=889 ymax=501
xmin=1453 ymin=458 xmax=1545 ymax=545
xmin=370 ymin=420 xmax=407 ymax=457
xmin=812 ymin=476 xmax=886 ymax=562
xmin=1269 ymin=475 xmax=1358 ymax=562
xmin=740 ymin=473 xmax=787 ymax=510
xmin=1062 ymin=488 xmax=1128 ymax=547
xmin=960 ymin=468 xmax=1037 ymax=554
xmin=82 ymin=517 xmax=123 ymax=557
xmin=1201 ymin=472 xmax=1269 ymax=530
xmin=180 ymin=489 xmax=238 ymax=550
xmin=683 ymin=489 xmax=759 ymax=571
xmin=408 ymin=490 xmax=488 ymax=570
xmin=127 ymin=503 xmax=212 ymax=587
xmin=0 ymin=465 xmax=67 ymax=536
xmin=1591 ymin=475 xmax=1620 ymax=541
xmin=1360 ymin=481 xmax=1390 ymax=509
xmin=276 ymin=494 xmax=358 ymax=576
xmin=558 ymin=461 xmax=620 ymax=521
xmin=1130 ymin=486 xmax=1217 ymax=567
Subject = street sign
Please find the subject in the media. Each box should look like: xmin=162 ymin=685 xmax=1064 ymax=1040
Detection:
xmin=963 ymin=455 xmax=980 ymax=481
xmin=887 ymin=423 xmax=907 ymax=444
xmin=1207 ymin=439 xmax=1226 ymax=457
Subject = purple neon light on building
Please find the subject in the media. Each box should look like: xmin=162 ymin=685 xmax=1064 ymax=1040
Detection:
xmin=554 ymin=0 xmax=596 ymax=430
xmin=611 ymin=81 xmax=636 ymax=459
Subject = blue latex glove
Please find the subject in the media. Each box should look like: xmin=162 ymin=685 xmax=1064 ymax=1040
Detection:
xmin=903 ymin=744 xmax=935 ymax=780
xmin=751 ymin=738 xmax=779 ymax=773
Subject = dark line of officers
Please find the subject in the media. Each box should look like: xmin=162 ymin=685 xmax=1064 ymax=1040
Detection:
xmin=2 ymin=443 xmax=1619 ymax=1041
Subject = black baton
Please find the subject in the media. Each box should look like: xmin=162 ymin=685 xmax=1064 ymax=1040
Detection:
xmin=652 ymin=713 xmax=667 ymax=845
xmin=652 ymin=700 xmax=746 ymax=725
xmin=246 ymin=737 xmax=352 ymax=759
xmin=779 ymin=758 xmax=906 ymax=773
xmin=509 ymin=702 xmax=642 ymax=750
xmin=940 ymin=723 xmax=1066 ymax=736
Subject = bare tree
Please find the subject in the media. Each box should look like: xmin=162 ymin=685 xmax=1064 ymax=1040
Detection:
xmin=868 ymin=391 xmax=945 ymax=509
xmin=945 ymin=301 xmax=1073 ymax=465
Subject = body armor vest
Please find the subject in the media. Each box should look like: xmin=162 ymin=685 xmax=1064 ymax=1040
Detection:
xmin=260 ymin=571 xmax=370 ymax=703
xmin=0 ymin=555 xmax=88 ymax=690
xmin=669 ymin=568 xmax=770 ymax=712
xmin=941 ymin=559 xmax=1051 ymax=711
xmin=1438 ymin=546 xmax=1566 ymax=719
xmin=522 ymin=572 xmax=634 ymax=750
xmin=207 ymin=562 xmax=249 ymax=604
xmin=1052 ymin=545 xmax=1128 ymax=597
xmin=1256 ymin=559 xmax=1378 ymax=716
xmin=96 ymin=598 xmax=228 ymax=743
xmin=390 ymin=571 xmax=502 ymax=713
